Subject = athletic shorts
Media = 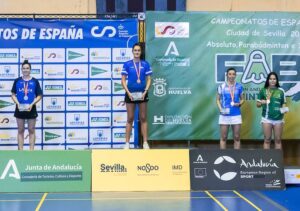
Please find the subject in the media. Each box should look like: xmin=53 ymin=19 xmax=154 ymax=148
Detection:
xmin=219 ymin=115 xmax=242 ymax=125
xmin=14 ymin=106 xmax=38 ymax=119
xmin=125 ymin=92 xmax=149 ymax=104
xmin=261 ymin=117 xmax=284 ymax=125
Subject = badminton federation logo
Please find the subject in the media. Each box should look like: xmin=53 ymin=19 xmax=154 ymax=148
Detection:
xmin=213 ymin=156 xmax=237 ymax=181
xmin=215 ymin=49 xmax=300 ymax=101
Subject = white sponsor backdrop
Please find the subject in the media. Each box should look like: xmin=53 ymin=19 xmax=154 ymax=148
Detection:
xmin=0 ymin=18 xmax=138 ymax=149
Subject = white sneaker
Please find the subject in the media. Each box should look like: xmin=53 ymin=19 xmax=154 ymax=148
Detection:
xmin=143 ymin=142 xmax=150 ymax=149
xmin=123 ymin=142 xmax=130 ymax=149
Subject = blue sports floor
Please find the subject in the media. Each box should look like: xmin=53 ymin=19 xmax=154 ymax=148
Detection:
xmin=0 ymin=185 xmax=298 ymax=211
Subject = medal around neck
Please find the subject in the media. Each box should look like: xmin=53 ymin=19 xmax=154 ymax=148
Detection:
xmin=23 ymin=81 xmax=29 ymax=101
xmin=133 ymin=60 xmax=141 ymax=84
xmin=228 ymin=82 xmax=236 ymax=107
xmin=266 ymin=89 xmax=273 ymax=105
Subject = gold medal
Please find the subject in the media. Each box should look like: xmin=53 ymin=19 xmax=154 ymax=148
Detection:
xmin=266 ymin=88 xmax=273 ymax=105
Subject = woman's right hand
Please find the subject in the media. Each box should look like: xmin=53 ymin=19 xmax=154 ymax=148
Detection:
xmin=128 ymin=92 xmax=133 ymax=101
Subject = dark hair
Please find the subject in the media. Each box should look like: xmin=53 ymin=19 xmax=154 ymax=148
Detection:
xmin=264 ymin=72 xmax=280 ymax=88
xmin=132 ymin=42 xmax=145 ymax=60
xmin=226 ymin=67 xmax=236 ymax=74
xmin=22 ymin=59 xmax=31 ymax=69
xmin=132 ymin=42 xmax=142 ymax=51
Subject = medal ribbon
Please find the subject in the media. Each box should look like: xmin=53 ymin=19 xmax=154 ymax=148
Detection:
xmin=266 ymin=88 xmax=273 ymax=100
xmin=133 ymin=60 xmax=141 ymax=82
xmin=24 ymin=81 xmax=28 ymax=98
xmin=228 ymin=82 xmax=236 ymax=103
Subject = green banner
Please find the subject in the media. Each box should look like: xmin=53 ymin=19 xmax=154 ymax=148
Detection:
xmin=0 ymin=151 xmax=91 ymax=192
xmin=146 ymin=11 xmax=300 ymax=140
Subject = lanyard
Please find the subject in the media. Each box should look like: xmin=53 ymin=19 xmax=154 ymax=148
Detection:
xmin=133 ymin=60 xmax=141 ymax=83
xmin=24 ymin=81 xmax=29 ymax=96
xmin=228 ymin=82 xmax=236 ymax=104
xmin=266 ymin=88 xmax=274 ymax=104
xmin=23 ymin=81 xmax=29 ymax=100
xmin=266 ymin=88 xmax=274 ymax=99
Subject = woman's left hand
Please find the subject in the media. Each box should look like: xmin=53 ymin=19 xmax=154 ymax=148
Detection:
xmin=142 ymin=90 xmax=147 ymax=100
xmin=28 ymin=104 xmax=33 ymax=112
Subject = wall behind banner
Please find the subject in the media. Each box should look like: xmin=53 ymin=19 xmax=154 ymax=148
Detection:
xmin=0 ymin=0 xmax=96 ymax=14
xmin=187 ymin=0 xmax=300 ymax=11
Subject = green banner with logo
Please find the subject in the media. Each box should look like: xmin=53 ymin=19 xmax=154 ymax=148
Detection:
xmin=146 ymin=11 xmax=300 ymax=140
xmin=0 ymin=151 xmax=91 ymax=192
